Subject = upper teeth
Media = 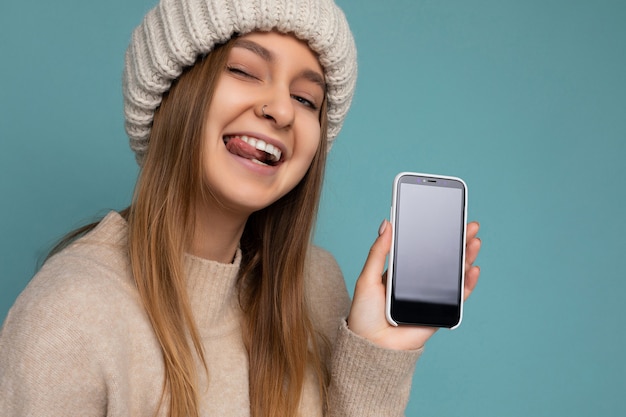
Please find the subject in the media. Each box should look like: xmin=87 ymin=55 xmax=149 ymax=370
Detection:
xmin=239 ymin=135 xmax=282 ymax=162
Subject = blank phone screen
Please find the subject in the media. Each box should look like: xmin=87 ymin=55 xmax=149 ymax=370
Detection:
xmin=391 ymin=176 xmax=466 ymax=326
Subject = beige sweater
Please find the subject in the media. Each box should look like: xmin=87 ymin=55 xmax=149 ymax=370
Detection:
xmin=0 ymin=212 xmax=421 ymax=416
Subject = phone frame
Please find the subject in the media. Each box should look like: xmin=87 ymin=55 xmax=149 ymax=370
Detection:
xmin=385 ymin=172 xmax=468 ymax=329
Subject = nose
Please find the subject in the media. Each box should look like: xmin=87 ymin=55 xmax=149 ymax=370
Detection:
xmin=257 ymin=87 xmax=295 ymax=129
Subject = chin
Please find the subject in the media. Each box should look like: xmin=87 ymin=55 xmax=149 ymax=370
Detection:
xmin=216 ymin=187 xmax=285 ymax=216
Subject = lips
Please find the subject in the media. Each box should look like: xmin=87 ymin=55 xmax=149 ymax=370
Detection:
xmin=224 ymin=135 xmax=283 ymax=166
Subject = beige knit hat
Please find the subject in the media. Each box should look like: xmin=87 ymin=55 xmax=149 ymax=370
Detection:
xmin=123 ymin=0 xmax=357 ymax=164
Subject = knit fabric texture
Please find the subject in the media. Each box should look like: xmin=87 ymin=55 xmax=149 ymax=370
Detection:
xmin=0 ymin=212 xmax=422 ymax=416
xmin=123 ymin=0 xmax=358 ymax=164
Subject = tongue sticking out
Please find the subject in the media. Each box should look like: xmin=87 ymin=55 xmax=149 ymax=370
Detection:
xmin=225 ymin=137 xmax=270 ymax=164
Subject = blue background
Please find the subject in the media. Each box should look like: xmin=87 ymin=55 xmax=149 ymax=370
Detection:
xmin=1 ymin=0 xmax=625 ymax=415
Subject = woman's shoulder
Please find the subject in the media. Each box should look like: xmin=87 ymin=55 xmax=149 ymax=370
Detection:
xmin=304 ymin=245 xmax=346 ymax=294
xmin=305 ymin=245 xmax=341 ymax=273
xmin=0 ymin=212 xmax=149 ymax=413
xmin=1 ymin=211 xmax=139 ymax=346
xmin=34 ymin=211 xmax=134 ymax=299
xmin=50 ymin=211 xmax=132 ymax=278
xmin=304 ymin=245 xmax=351 ymax=337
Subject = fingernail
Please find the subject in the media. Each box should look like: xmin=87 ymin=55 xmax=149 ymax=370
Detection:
xmin=378 ymin=220 xmax=388 ymax=236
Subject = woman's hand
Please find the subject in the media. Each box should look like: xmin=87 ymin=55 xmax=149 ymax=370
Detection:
xmin=346 ymin=220 xmax=481 ymax=351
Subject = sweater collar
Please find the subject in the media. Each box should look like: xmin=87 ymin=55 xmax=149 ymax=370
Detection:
xmin=96 ymin=211 xmax=244 ymax=337
xmin=184 ymin=249 xmax=243 ymax=337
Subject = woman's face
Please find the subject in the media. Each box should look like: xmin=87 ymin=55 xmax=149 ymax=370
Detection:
xmin=200 ymin=31 xmax=325 ymax=216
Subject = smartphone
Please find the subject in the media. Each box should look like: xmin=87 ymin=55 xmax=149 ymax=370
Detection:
xmin=386 ymin=172 xmax=468 ymax=329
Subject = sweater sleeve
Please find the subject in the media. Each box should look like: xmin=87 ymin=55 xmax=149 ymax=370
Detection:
xmin=305 ymin=246 xmax=422 ymax=417
xmin=0 ymin=265 xmax=109 ymax=416
xmin=326 ymin=321 xmax=422 ymax=417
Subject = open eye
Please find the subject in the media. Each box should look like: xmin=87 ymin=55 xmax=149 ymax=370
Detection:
xmin=291 ymin=94 xmax=318 ymax=111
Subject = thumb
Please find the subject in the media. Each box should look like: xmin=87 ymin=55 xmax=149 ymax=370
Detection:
xmin=358 ymin=220 xmax=392 ymax=286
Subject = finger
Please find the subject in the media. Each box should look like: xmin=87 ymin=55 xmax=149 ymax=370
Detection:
xmin=465 ymin=236 xmax=481 ymax=266
xmin=357 ymin=220 xmax=392 ymax=286
xmin=466 ymin=221 xmax=480 ymax=240
xmin=463 ymin=265 xmax=480 ymax=301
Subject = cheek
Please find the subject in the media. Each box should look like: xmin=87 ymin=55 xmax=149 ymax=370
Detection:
xmin=202 ymin=79 xmax=246 ymax=152
xmin=291 ymin=143 xmax=319 ymax=185
xmin=304 ymin=140 xmax=320 ymax=166
xmin=207 ymin=75 xmax=248 ymax=120
xmin=297 ymin=118 xmax=322 ymax=161
xmin=289 ymin=128 xmax=321 ymax=186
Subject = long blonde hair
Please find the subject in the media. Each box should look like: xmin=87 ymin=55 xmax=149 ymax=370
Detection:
xmin=127 ymin=37 xmax=330 ymax=417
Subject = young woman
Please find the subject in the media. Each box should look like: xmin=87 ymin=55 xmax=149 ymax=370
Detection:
xmin=0 ymin=0 xmax=482 ymax=416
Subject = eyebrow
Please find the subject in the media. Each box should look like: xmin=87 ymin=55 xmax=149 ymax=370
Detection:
xmin=233 ymin=38 xmax=327 ymax=92
xmin=233 ymin=38 xmax=273 ymax=62
xmin=300 ymin=69 xmax=326 ymax=92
